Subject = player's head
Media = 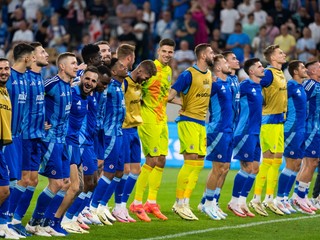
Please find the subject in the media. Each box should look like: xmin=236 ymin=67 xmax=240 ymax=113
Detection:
xmin=116 ymin=43 xmax=136 ymax=70
xmin=13 ymin=42 xmax=34 ymax=69
xmin=263 ymin=44 xmax=286 ymax=64
xmin=305 ymin=60 xmax=320 ymax=79
xmin=80 ymin=66 xmax=99 ymax=95
xmin=157 ymin=38 xmax=175 ymax=65
xmin=223 ymin=51 xmax=240 ymax=70
xmin=288 ymin=60 xmax=308 ymax=79
xmin=243 ymin=58 xmax=264 ymax=79
xmin=30 ymin=42 xmax=49 ymax=67
xmin=109 ymin=58 xmax=128 ymax=79
xmin=81 ymin=44 xmax=102 ymax=67
xmin=213 ymin=54 xmax=231 ymax=75
xmin=135 ymin=60 xmax=157 ymax=83
xmin=194 ymin=43 xmax=214 ymax=67
xmin=95 ymin=40 xmax=111 ymax=66
xmin=56 ymin=52 xmax=78 ymax=80
xmin=0 ymin=58 xmax=10 ymax=86
xmin=96 ymin=65 xmax=111 ymax=92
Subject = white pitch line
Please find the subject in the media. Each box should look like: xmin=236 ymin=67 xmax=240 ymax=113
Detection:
xmin=140 ymin=215 xmax=320 ymax=240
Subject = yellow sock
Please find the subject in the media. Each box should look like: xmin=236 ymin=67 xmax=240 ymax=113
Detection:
xmin=176 ymin=160 xmax=197 ymax=199
xmin=134 ymin=164 xmax=153 ymax=201
xmin=147 ymin=166 xmax=164 ymax=201
xmin=266 ymin=158 xmax=282 ymax=195
xmin=184 ymin=160 xmax=204 ymax=199
xmin=254 ymin=158 xmax=273 ymax=195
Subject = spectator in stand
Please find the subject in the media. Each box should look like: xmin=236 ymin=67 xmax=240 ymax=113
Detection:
xmin=47 ymin=13 xmax=70 ymax=53
xmin=64 ymin=0 xmax=86 ymax=47
xmin=274 ymin=24 xmax=296 ymax=62
xmin=265 ymin=15 xmax=280 ymax=44
xmin=154 ymin=10 xmax=177 ymax=41
xmin=12 ymin=19 xmax=34 ymax=43
xmin=133 ymin=9 xmax=149 ymax=61
xmin=39 ymin=0 xmax=54 ymax=19
xmin=220 ymin=0 xmax=240 ymax=40
xmin=308 ymin=12 xmax=320 ymax=46
xmin=268 ymin=0 xmax=291 ymax=28
xmin=7 ymin=7 xmax=25 ymax=43
xmin=0 ymin=15 xmax=8 ymax=51
xmin=190 ymin=0 xmax=208 ymax=46
xmin=142 ymin=1 xmax=155 ymax=33
xmin=243 ymin=13 xmax=259 ymax=43
xmin=118 ymin=22 xmax=138 ymax=46
xmin=173 ymin=40 xmax=196 ymax=73
xmin=226 ymin=22 xmax=251 ymax=64
xmin=172 ymin=0 xmax=191 ymax=21
xmin=292 ymin=7 xmax=312 ymax=31
xmin=175 ymin=11 xmax=197 ymax=49
xmin=210 ymin=28 xmax=226 ymax=52
xmin=34 ymin=20 xmax=50 ymax=47
xmin=237 ymin=0 xmax=254 ymax=24
xmin=22 ymin=0 xmax=44 ymax=22
xmin=198 ymin=0 xmax=215 ymax=33
xmin=252 ymin=25 xmax=271 ymax=64
xmin=296 ymin=27 xmax=317 ymax=62
xmin=116 ymin=0 xmax=138 ymax=25
xmin=87 ymin=0 xmax=108 ymax=22
xmin=253 ymin=1 xmax=268 ymax=27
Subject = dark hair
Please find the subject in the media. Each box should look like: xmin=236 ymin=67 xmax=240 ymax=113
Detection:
xmin=83 ymin=66 xmax=99 ymax=76
xmin=194 ymin=43 xmax=211 ymax=58
xmin=139 ymin=60 xmax=157 ymax=76
xmin=109 ymin=58 xmax=119 ymax=70
xmin=0 ymin=58 xmax=9 ymax=63
xmin=13 ymin=43 xmax=34 ymax=61
xmin=81 ymin=44 xmax=100 ymax=64
xmin=159 ymin=38 xmax=176 ymax=48
xmin=97 ymin=64 xmax=111 ymax=77
xmin=30 ymin=42 xmax=42 ymax=48
xmin=94 ymin=40 xmax=110 ymax=46
xmin=288 ymin=60 xmax=303 ymax=77
xmin=243 ymin=58 xmax=260 ymax=75
xmin=305 ymin=60 xmax=318 ymax=69
xmin=222 ymin=51 xmax=234 ymax=59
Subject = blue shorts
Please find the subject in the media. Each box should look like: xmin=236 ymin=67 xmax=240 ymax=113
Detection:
xmin=81 ymin=145 xmax=98 ymax=175
xmin=68 ymin=145 xmax=81 ymax=166
xmin=206 ymin=132 xmax=233 ymax=163
xmin=103 ymin=135 xmax=124 ymax=173
xmin=22 ymin=138 xmax=42 ymax=171
xmin=39 ymin=142 xmax=70 ymax=179
xmin=122 ymin=128 xmax=141 ymax=164
xmin=233 ymin=134 xmax=261 ymax=162
xmin=94 ymin=129 xmax=105 ymax=160
xmin=304 ymin=132 xmax=320 ymax=158
xmin=3 ymin=136 xmax=22 ymax=180
xmin=0 ymin=150 xmax=9 ymax=186
xmin=283 ymin=132 xmax=305 ymax=159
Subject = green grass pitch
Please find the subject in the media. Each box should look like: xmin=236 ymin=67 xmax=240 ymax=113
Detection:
xmin=23 ymin=168 xmax=319 ymax=239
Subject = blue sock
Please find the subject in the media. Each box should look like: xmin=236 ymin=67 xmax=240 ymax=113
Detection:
xmin=84 ymin=191 xmax=92 ymax=208
xmin=205 ymin=188 xmax=216 ymax=202
xmin=214 ymin=188 xmax=221 ymax=203
xmin=200 ymin=192 xmax=206 ymax=205
xmin=91 ymin=176 xmax=111 ymax=208
xmin=43 ymin=190 xmax=66 ymax=220
xmin=115 ymin=174 xmax=128 ymax=204
xmin=277 ymin=168 xmax=292 ymax=198
xmin=232 ymin=170 xmax=248 ymax=198
xmin=294 ymin=180 xmax=299 ymax=194
xmin=284 ymin=171 xmax=297 ymax=198
xmin=121 ymin=173 xmax=138 ymax=203
xmin=75 ymin=192 xmax=91 ymax=216
xmin=0 ymin=197 xmax=9 ymax=224
xmin=13 ymin=186 xmax=36 ymax=221
xmin=297 ymin=181 xmax=308 ymax=198
xmin=32 ymin=187 xmax=55 ymax=220
xmin=100 ymin=177 xmax=121 ymax=206
xmin=240 ymin=173 xmax=256 ymax=197
xmin=8 ymin=184 xmax=26 ymax=217
xmin=65 ymin=192 xmax=86 ymax=220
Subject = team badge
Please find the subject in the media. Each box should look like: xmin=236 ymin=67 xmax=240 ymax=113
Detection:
xmin=51 ymin=170 xmax=56 ymax=176
xmin=244 ymin=153 xmax=248 ymax=158
xmin=217 ymin=154 xmax=222 ymax=159
xmin=153 ymin=147 xmax=158 ymax=153
xmin=190 ymin=144 xmax=194 ymax=150
xmin=290 ymin=151 xmax=294 ymax=155
xmin=83 ymin=166 xmax=88 ymax=171
xmin=109 ymin=164 xmax=114 ymax=169
xmin=312 ymin=150 xmax=316 ymax=155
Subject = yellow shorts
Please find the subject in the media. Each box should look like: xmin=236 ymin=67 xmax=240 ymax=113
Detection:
xmin=138 ymin=122 xmax=168 ymax=157
xmin=260 ymin=124 xmax=284 ymax=153
xmin=177 ymin=121 xmax=206 ymax=157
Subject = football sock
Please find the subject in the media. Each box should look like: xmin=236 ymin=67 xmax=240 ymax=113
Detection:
xmin=184 ymin=160 xmax=204 ymax=199
xmin=91 ymin=175 xmax=111 ymax=208
xmin=148 ymin=166 xmax=164 ymax=202
xmin=13 ymin=186 xmax=36 ymax=222
xmin=134 ymin=164 xmax=152 ymax=202
xmin=254 ymin=158 xmax=272 ymax=195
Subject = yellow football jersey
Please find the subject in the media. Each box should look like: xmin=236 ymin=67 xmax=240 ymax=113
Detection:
xmin=0 ymin=87 xmax=12 ymax=145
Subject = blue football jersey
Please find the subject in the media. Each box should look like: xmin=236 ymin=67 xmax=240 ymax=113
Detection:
xmin=227 ymin=74 xmax=240 ymax=125
xmin=303 ymin=79 xmax=320 ymax=134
